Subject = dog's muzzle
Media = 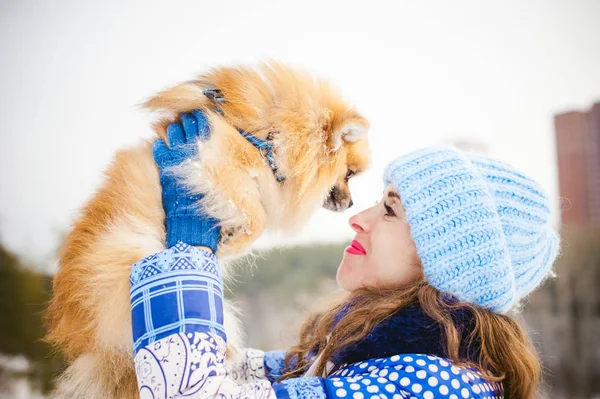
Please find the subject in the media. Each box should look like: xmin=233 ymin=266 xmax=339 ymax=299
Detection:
xmin=322 ymin=186 xmax=353 ymax=212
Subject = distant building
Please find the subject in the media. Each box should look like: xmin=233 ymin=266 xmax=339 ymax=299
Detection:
xmin=554 ymin=102 xmax=600 ymax=227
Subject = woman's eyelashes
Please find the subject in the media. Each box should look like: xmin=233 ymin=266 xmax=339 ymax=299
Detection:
xmin=384 ymin=202 xmax=396 ymax=217
xmin=375 ymin=200 xmax=397 ymax=217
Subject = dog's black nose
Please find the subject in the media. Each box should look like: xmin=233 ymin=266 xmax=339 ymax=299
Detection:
xmin=348 ymin=200 xmax=354 ymax=208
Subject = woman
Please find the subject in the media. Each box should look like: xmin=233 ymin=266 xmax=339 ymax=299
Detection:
xmin=130 ymin=112 xmax=559 ymax=398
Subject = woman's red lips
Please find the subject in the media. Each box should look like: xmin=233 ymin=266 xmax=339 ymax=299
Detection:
xmin=345 ymin=240 xmax=366 ymax=255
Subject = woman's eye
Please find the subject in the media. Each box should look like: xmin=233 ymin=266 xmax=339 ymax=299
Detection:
xmin=384 ymin=203 xmax=396 ymax=217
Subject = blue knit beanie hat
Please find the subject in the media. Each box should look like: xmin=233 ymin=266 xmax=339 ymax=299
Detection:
xmin=384 ymin=146 xmax=559 ymax=314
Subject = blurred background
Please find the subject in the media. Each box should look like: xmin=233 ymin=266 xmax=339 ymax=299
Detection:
xmin=0 ymin=0 xmax=599 ymax=397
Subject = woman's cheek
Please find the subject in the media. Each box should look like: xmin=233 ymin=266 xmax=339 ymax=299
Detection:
xmin=370 ymin=260 xmax=393 ymax=289
xmin=360 ymin=263 xmax=379 ymax=288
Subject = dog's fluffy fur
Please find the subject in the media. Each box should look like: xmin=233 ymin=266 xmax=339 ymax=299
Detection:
xmin=45 ymin=63 xmax=370 ymax=398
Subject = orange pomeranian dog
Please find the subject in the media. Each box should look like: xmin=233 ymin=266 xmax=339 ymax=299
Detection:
xmin=45 ymin=62 xmax=371 ymax=398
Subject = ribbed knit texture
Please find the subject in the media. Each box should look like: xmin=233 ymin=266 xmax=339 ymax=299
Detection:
xmin=384 ymin=147 xmax=560 ymax=313
xmin=153 ymin=110 xmax=221 ymax=252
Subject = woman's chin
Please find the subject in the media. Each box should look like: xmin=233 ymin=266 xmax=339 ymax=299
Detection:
xmin=336 ymin=262 xmax=349 ymax=290
xmin=336 ymin=262 xmax=357 ymax=292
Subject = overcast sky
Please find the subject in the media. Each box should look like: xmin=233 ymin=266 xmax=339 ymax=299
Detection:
xmin=1 ymin=0 xmax=599 ymax=270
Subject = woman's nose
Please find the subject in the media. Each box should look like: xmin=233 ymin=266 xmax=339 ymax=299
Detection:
xmin=349 ymin=209 xmax=369 ymax=233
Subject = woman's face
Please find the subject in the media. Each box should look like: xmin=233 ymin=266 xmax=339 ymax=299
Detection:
xmin=336 ymin=184 xmax=423 ymax=291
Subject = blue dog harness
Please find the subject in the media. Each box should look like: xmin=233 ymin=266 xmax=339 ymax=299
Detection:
xmin=203 ymin=88 xmax=285 ymax=183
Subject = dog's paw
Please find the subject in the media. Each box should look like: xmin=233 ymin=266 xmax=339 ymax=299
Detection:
xmin=216 ymin=227 xmax=253 ymax=258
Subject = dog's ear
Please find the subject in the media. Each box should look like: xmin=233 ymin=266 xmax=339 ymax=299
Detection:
xmin=341 ymin=122 xmax=368 ymax=142
xmin=328 ymin=120 xmax=369 ymax=152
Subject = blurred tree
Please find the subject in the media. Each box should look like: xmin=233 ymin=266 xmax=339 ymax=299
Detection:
xmin=228 ymin=244 xmax=346 ymax=349
xmin=0 ymin=242 xmax=64 ymax=394
xmin=228 ymin=243 xmax=345 ymax=302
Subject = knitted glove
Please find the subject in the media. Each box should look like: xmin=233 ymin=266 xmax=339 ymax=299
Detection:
xmin=152 ymin=110 xmax=221 ymax=251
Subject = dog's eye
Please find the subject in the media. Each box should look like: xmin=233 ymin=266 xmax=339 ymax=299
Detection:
xmin=345 ymin=170 xmax=355 ymax=181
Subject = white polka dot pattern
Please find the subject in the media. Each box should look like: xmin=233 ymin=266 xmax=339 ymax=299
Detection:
xmin=319 ymin=354 xmax=503 ymax=399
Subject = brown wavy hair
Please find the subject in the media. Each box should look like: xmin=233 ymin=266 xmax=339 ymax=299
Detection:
xmin=281 ymin=280 xmax=541 ymax=399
